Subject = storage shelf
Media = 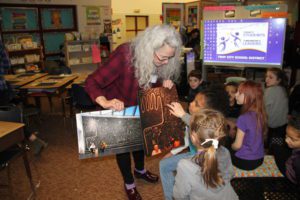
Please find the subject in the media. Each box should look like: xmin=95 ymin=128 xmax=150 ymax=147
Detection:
xmin=11 ymin=60 xmax=42 ymax=66
xmin=65 ymin=40 xmax=100 ymax=73
xmin=69 ymin=62 xmax=97 ymax=66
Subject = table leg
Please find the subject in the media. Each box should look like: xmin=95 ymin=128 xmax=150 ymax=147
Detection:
xmin=22 ymin=147 xmax=36 ymax=198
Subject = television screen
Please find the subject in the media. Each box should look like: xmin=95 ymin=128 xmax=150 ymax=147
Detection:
xmin=203 ymin=18 xmax=286 ymax=68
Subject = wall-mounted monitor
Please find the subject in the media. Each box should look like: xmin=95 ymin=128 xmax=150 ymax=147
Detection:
xmin=203 ymin=18 xmax=286 ymax=68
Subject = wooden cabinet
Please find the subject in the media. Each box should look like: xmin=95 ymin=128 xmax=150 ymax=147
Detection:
xmin=7 ymin=46 xmax=44 ymax=73
xmin=65 ymin=39 xmax=100 ymax=73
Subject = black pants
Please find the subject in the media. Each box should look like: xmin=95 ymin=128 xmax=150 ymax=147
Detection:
xmin=231 ymin=152 xmax=264 ymax=170
xmin=116 ymin=150 xmax=144 ymax=184
xmin=272 ymin=143 xmax=292 ymax=176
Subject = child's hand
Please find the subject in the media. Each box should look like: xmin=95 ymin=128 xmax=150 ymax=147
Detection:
xmin=167 ymin=102 xmax=186 ymax=118
xmin=162 ymin=80 xmax=174 ymax=89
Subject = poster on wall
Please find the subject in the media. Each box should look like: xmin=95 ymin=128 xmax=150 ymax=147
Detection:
xmin=12 ymin=12 xmax=27 ymax=30
xmin=162 ymin=3 xmax=184 ymax=31
xmin=138 ymin=87 xmax=185 ymax=156
xmin=51 ymin=10 xmax=62 ymax=28
xmin=86 ymin=6 xmax=101 ymax=25
xmin=112 ymin=19 xmax=122 ymax=40
xmin=103 ymin=19 xmax=112 ymax=35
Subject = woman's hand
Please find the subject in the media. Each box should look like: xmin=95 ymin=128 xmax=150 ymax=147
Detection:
xmin=95 ymin=96 xmax=124 ymax=111
xmin=166 ymin=102 xmax=186 ymax=118
xmin=162 ymin=80 xmax=174 ymax=89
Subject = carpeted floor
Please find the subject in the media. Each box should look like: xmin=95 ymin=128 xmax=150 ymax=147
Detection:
xmin=0 ymin=109 xmax=166 ymax=200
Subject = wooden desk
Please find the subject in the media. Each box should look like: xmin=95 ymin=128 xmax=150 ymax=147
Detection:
xmin=4 ymin=73 xmax=47 ymax=88
xmin=66 ymin=72 xmax=90 ymax=89
xmin=21 ymin=74 xmax=78 ymax=116
xmin=0 ymin=121 xmax=36 ymax=197
xmin=21 ymin=74 xmax=78 ymax=91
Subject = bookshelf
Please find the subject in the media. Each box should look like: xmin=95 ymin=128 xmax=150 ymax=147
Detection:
xmin=7 ymin=46 xmax=44 ymax=73
xmin=65 ymin=39 xmax=100 ymax=73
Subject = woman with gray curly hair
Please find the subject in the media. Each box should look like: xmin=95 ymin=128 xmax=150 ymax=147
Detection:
xmin=85 ymin=24 xmax=182 ymax=200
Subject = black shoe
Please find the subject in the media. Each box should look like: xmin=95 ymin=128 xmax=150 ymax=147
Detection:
xmin=124 ymin=185 xmax=142 ymax=200
xmin=134 ymin=170 xmax=159 ymax=183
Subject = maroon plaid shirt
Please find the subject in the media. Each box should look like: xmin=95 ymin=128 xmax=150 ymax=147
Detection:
xmin=85 ymin=43 xmax=140 ymax=107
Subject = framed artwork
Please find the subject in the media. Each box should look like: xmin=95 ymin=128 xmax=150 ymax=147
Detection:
xmin=0 ymin=7 xmax=39 ymax=31
xmin=86 ymin=6 xmax=101 ymax=25
xmin=41 ymin=8 xmax=75 ymax=30
xmin=162 ymin=3 xmax=184 ymax=29
xmin=76 ymin=106 xmax=143 ymax=159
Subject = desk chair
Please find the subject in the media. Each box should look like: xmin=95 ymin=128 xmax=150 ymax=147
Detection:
xmin=0 ymin=105 xmax=39 ymax=199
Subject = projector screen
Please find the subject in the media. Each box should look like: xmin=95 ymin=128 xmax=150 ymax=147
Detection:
xmin=203 ymin=18 xmax=286 ymax=68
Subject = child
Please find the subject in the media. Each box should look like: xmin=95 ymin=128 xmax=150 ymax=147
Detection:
xmin=173 ymin=109 xmax=238 ymax=200
xmin=185 ymin=70 xmax=209 ymax=103
xmin=273 ymin=115 xmax=300 ymax=186
xmin=160 ymin=88 xmax=229 ymax=200
xmin=231 ymin=80 xmax=267 ymax=170
xmin=289 ymin=83 xmax=300 ymax=117
xmin=225 ymin=82 xmax=241 ymax=118
xmin=264 ymin=67 xmax=289 ymax=149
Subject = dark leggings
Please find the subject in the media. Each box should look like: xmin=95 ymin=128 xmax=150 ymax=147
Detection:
xmin=231 ymin=151 xmax=264 ymax=170
xmin=272 ymin=143 xmax=292 ymax=176
xmin=116 ymin=150 xmax=144 ymax=184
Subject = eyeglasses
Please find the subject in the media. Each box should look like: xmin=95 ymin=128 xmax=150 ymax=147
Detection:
xmin=154 ymin=51 xmax=173 ymax=62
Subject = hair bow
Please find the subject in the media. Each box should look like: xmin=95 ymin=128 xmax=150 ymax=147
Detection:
xmin=201 ymin=139 xmax=219 ymax=149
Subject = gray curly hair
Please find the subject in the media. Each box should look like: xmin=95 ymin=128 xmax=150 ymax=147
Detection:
xmin=130 ymin=25 xmax=182 ymax=88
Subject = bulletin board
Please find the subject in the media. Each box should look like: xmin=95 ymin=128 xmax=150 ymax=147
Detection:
xmin=43 ymin=32 xmax=65 ymax=54
xmin=0 ymin=7 xmax=39 ymax=31
xmin=0 ymin=3 xmax=77 ymax=59
xmin=162 ymin=3 xmax=185 ymax=28
xmin=41 ymin=8 xmax=75 ymax=30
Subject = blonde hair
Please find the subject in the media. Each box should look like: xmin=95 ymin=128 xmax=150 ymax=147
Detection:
xmin=190 ymin=109 xmax=226 ymax=188
xmin=130 ymin=25 xmax=182 ymax=88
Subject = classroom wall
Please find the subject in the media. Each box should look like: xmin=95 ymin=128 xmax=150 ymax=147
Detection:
xmin=0 ymin=0 xmax=111 ymax=33
xmin=111 ymin=0 xmax=198 ymax=48
xmin=247 ymin=0 xmax=298 ymax=26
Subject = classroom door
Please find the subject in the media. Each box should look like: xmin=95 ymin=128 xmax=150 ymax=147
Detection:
xmin=125 ymin=16 xmax=148 ymax=41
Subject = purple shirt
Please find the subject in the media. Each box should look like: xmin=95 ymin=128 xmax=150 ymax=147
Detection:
xmin=236 ymin=111 xmax=264 ymax=160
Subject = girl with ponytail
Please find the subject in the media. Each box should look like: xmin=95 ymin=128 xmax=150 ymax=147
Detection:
xmin=173 ymin=109 xmax=238 ymax=200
